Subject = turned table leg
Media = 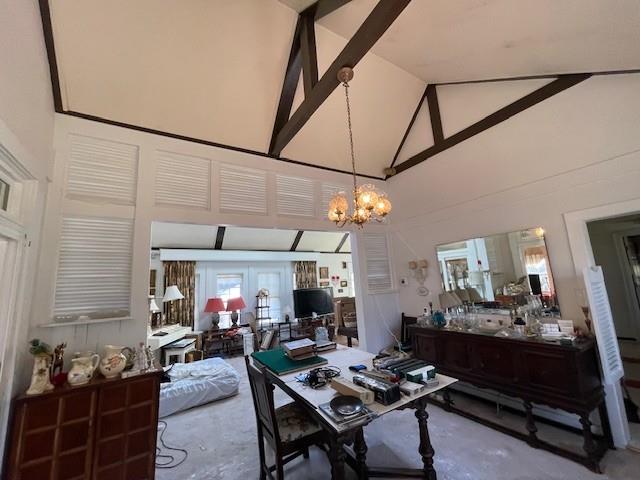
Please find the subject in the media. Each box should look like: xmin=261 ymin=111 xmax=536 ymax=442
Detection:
xmin=580 ymin=413 xmax=601 ymax=473
xmin=523 ymin=400 xmax=539 ymax=447
xmin=443 ymin=389 xmax=453 ymax=412
xmin=329 ymin=435 xmax=347 ymax=480
xmin=414 ymin=397 xmax=437 ymax=480
xmin=354 ymin=427 xmax=368 ymax=480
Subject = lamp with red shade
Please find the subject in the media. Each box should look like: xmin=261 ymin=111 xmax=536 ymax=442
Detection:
xmin=204 ymin=298 xmax=226 ymax=330
xmin=226 ymin=297 xmax=246 ymax=327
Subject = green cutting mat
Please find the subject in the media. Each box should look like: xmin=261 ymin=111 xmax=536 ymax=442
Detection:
xmin=252 ymin=348 xmax=327 ymax=375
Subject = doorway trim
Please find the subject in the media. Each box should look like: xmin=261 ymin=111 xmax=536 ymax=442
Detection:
xmin=564 ymin=197 xmax=640 ymax=448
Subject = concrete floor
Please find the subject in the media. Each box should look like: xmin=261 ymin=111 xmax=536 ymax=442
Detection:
xmin=156 ymin=356 xmax=640 ymax=480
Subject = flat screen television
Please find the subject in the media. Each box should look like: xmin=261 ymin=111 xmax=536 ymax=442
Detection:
xmin=293 ymin=287 xmax=334 ymax=319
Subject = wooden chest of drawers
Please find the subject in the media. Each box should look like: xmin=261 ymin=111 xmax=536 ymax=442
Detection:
xmin=3 ymin=371 xmax=161 ymax=480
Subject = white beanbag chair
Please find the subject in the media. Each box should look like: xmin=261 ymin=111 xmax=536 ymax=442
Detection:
xmin=159 ymin=357 xmax=240 ymax=418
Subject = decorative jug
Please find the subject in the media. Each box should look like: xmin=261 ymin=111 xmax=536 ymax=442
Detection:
xmin=68 ymin=354 xmax=100 ymax=386
xmin=99 ymin=345 xmax=129 ymax=379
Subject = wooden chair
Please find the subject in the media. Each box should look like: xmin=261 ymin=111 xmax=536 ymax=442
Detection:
xmin=245 ymin=356 xmax=327 ymax=479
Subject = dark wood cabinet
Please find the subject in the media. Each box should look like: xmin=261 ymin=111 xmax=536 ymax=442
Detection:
xmin=409 ymin=325 xmax=611 ymax=472
xmin=3 ymin=371 xmax=161 ymax=480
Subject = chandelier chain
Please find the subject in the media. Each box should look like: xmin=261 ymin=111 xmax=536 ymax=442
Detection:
xmin=342 ymin=80 xmax=357 ymax=196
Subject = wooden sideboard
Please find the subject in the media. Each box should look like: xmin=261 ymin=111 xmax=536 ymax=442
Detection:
xmin=3 ymin=370 xmax=162 ymax=480
xmin=408 ymin=323 xmax=612 ymax=472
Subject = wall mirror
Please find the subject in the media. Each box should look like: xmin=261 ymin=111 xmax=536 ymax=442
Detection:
xmin=436 ymin=227 xmax=559 ymax=313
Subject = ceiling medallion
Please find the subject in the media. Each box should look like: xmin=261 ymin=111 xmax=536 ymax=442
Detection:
xmin=328 ymin=67 xmax=392 ymax=228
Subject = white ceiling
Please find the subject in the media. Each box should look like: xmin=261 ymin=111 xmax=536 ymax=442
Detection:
xmin=151 ymin=222 xmax=351 ymax=252
xmin=319 ymin=0 xmax=640 ymax=83
xmin=47 ymin=0 xmax=640 ymax=177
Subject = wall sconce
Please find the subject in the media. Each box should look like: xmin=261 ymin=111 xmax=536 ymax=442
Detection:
xmin=409 ymin=259 xmax=429 ymax=296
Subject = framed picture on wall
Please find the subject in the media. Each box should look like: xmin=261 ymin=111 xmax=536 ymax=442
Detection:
xmin=340 ymin=280 xmax=348 ymax=287
xmin=319 ymin=267 xmax=329 ymax=279
xmin=319 ymin=281 xmax=330 ymax=287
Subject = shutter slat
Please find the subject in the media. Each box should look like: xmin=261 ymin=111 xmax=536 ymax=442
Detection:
xmin=155 ymin=151 xmax=210 ymax=209
xmin=583 ymin=266 xmax=624 ymax=385
xmin=219 ymin=165 xmax=267 ymax=214
xmin=276 ymin=175 xmax=314 ymax=217
xmin=66 ymin=135 xmax=138 ymax=204
xmin=363 ymin=233 xmax=393 ymax=293
xmin=54 ymin=216 xmax=133 ymax=317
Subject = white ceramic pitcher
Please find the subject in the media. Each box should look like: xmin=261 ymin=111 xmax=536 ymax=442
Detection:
xmin=99 ymin=345 xmax=128 ymax=379
xmin=68 ymin=354 xmax=100 ymax=386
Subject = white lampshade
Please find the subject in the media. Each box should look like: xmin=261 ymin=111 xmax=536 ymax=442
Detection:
xmin=163 ymin=285 xmax=184 ymax=302
xmin=149 ymin=298 xmax=160 ymax=312
xmin=439 ymin=291 xmax=461 ymax=309
xmin=466 ymin=287 xmax=483 ymax=302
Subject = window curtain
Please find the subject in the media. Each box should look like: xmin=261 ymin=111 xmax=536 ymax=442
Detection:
xmin=163 ymin=261 xmax=195 ymax=327
xmin=294 ymin=261 xmax=317 ymax=289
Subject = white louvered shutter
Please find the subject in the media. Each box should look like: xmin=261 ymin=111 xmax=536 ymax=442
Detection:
xmin=583 ymin=266 xmax=624 ymax=385
xmin=276 ymin=175 xmax=314 ymax=217
xmin=66 ymin=135 xmax=138 ymax=204
xmin=321 ymin=183 xmax=348 ymax=219
xmin=155 ymin=151 xmax=210 ymax=209
xmin=219 ymin=165 xmax=267 ymax=214
xmin=54 ymin=217 xmax=133 ymax=319
xmin=363 ymin=232 xmax=393 ymax=293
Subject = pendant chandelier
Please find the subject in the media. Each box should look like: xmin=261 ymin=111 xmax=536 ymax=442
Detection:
xmin=327 ymin=67 xmax=392 ymax=228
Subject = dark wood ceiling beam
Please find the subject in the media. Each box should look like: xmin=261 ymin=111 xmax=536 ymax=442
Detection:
xmin=392 ymin=73 xmax=591 ymax=176
xmin=305 ymin=0 xmax=352 ymax=20
xmin=270 ymin=0 xmax=412 ymax=156
xmin=335 ymin=233 xmax=349 ymax=253
xmin=290 ymin=231 xmax=304 ymax=251
xmin=436 ymin=69 xmax=640 ymax=86
xmin=269 ymin=17 xmax=303 ymax=154
xmin=300 ymin=12 xmax=318 ymax=97
xmin=390 ymin=85 xmax=428 ymax=168
xmin=214 ymin=226 xmax=226 ymax=250
xmin=425 ymin=84 xmax=444 ymax=144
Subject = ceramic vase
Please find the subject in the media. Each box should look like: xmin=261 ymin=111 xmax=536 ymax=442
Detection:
xmin=68 ymin=354 xmax=100 ymax=386
xmin=99 ymin=345 xmax=127 ymax=379
xmin=26 ymin=354 xmax=54 ymax=395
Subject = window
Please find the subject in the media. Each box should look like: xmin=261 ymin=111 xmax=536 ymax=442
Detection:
xmin=0 ymin=178 xmax=9 ymax=211
xmin=524 ymin=246 xmax=553 ymax=295
xmin=217 ymin=274 xmax=243 ymax=325
xmin=257 ymin=272 xmax=281 ymax=323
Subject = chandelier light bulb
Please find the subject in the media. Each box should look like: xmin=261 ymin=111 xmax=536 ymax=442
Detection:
xmin=327 ymin=67 xmax=392 ymax=228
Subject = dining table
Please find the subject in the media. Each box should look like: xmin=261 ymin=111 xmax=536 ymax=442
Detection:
xmin=254 ymin=345 xmax=458 ymax=479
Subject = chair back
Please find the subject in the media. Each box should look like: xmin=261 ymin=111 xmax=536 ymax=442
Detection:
xmin=245 ymin=356 xmax=280 ymax=444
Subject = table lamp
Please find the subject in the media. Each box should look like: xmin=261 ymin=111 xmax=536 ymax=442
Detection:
xmin=226 ymin=296 xmax=246 ymax=327
xmin=163 ymin=285 xmax=184 ymax=324
xmin=204 ymin=297 xmax=225 ymax=330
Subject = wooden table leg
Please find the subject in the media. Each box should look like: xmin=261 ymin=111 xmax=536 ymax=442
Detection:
xmin=579 ymin=412 xmax=601 ymax=473
xmin=523 ymin=400 xmax=539 ymax=447
xmin=354 ymin=427 xmax=368 ymax=480
xmin=414 ymin=397 xmax=437 ymax=480
xmin=329 ymin=434 xmax=347 ymax=480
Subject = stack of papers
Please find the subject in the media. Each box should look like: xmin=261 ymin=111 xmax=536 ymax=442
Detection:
xmin=282 ymin=338 xmax=317 ymax=360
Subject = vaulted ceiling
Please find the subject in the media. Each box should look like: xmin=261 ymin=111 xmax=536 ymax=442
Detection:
xmin=44 ymin=0 xmax=640 ymax=178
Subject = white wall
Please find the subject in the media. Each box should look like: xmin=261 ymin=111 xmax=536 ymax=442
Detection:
xmin=30 ymin=115 xmax=391 ymax=375
xmin=388 ymin=74 xmax=640 ymax=326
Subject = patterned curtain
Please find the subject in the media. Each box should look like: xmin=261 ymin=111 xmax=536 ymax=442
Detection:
xmin=294 ymin=261 xmax=317 ymax=289
xmin=163 ymin=261 xmax=195 ymax=327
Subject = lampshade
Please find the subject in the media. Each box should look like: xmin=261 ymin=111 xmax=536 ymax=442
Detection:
xmin=163 ymin=285 xmax=184 ymax=302
xmin=466 ymin=287 xmax=483 ymax=303
xmin=439 ymin=291 xmax=461 ymax=309
xmin=226 ymin=297 xmax=246 ymax=312
xmin=204 ymin=298 xmax=225 ymax=313
xmin=149 ymin=298 xmax=160 ymax=312
xmin=453 ymin=288 xmax=470 ymax=303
